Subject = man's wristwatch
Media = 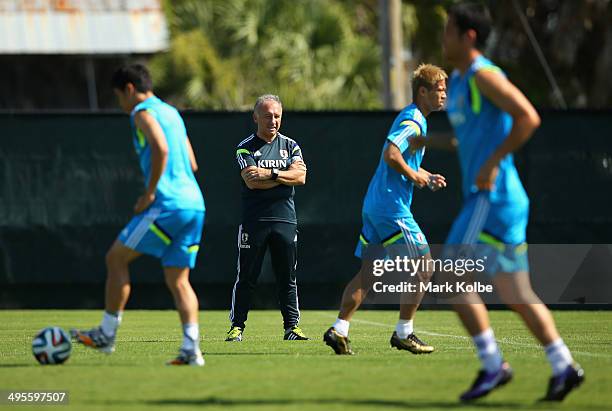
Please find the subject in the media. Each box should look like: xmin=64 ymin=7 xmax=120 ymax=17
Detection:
xmin=270 ymin=168 xmax=280 ymax=180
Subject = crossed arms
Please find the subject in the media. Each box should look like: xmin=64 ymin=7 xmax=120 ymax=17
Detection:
xmin=241 ymin=160 xmax=307 ymax=190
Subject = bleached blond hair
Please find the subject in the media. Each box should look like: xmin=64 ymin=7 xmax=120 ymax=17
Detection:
xmin=412 ymin=64 xmax=447 ymax=100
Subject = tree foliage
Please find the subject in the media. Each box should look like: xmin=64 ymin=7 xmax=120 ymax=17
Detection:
xmin=487 ymin=0 xmax=612 ymax=108
xmin=152 ymin=0 xmax=612 ymax=110
xmin=152 ymin=0 xmax=382 ymax=109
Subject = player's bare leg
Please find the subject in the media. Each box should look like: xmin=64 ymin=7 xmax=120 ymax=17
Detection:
xmin=105 ymin=240 xmax=140 ymax=313
xmin=164 ymin=266 xmax=204 ymax=366
xmin=391 ymin=254 xmax=435 ymax=354
xmin=71 ymin=240 xmax=140 ymax=353
xmin=164 ymin=266 xmax=199 ymax=325
xmin=493 ymin=272 xmax=559 ymax=344
xmin=398 ymin=301 xmax=418 ymax=321
xmin=448 ymin=287 xmax=512 ymax=401
xmin=398 ymin=253 xmax=434 ymax=320
xmin=494 ymin=271 xmax=583 ymax=400
xmin=452 ymin=297 xmax=491 ymax=336
xmin=324 ymin=260 xmax=374 ymax=354
xmin=337 ymin=260 xmax=375 ymax=321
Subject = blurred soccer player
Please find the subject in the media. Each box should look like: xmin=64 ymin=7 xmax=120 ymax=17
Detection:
xmin=324 ymin=64 xmax=448 ymax=355
xmin=71 ymin=64 xmax=206 ymax=366
xmin=435 ymin=2 xmax=584 ymax=401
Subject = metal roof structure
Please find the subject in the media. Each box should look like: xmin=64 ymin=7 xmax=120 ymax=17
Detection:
xmin=0 ymin=0 xmax=168 ymax=54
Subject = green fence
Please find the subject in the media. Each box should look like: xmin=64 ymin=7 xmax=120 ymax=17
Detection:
xmin=1 ymin=111 xmax=610 ymax=308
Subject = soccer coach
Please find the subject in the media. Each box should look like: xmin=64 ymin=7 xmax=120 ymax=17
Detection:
xmin=226 ymin=94 xmax=308 ymax=342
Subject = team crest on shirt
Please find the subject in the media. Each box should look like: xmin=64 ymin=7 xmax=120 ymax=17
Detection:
xmin=279 ymin=149 xmax=289 ymax=159
xmin=240 ymin=232 xmax=250 ymax=249
xmin=416 ymin=232 xmax=427 ymax=249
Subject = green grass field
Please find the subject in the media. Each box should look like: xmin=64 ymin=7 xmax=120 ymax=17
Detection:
xmin=1 ymin=310 xmax=610 ymax=411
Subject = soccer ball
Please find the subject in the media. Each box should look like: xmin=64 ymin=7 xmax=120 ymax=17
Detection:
xmin=32 ymin=327 xmax=72 ymax=365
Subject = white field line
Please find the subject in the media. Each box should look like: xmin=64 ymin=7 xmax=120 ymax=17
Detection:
xmin=320 ymin=314 xmax=612 ymax=359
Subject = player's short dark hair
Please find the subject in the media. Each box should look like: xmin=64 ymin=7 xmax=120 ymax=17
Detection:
xmin=448 ymin=2 xmax=492 ymax=50
xmin=111 ymin=64 xmax=153 ymax=92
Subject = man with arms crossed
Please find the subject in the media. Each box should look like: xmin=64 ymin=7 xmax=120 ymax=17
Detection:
xmin=72 ymin=64 xmax=206 ymax=366
xmin=324 ymin=64 xmax=448 ymax=355
xmin=227 ymin=95 xmax=308 ymax=342
xmin=429 ymin=3 xmax=584 ymax=401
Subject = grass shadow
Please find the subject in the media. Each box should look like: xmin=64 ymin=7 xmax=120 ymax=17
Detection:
xmin=141 ymin=396 xmax=552 ymax=409
xmin=0 ymin=363 xmax=142 ymax=368
xmin=204 ymin=352 xmax=299 ymax=356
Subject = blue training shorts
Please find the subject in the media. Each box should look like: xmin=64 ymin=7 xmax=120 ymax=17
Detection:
xmin=119 ymin=207 xmax=204 ymax=268
xmin=355 ymin=212 xmax=429 ymax=260
xmin=445 ymin=192 xmax=529 ymax=274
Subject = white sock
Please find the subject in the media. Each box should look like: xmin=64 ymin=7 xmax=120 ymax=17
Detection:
xmin=473 ymin=328 xmax=502 ymax=373
xmin=332 ymin=318 xmax=350 ymax=337
xmin=181 ymin=323 xmax=200 ymax=352
xmin=545 ymin=338 xmax=573 ymax=376
xmin=100 ymin=311 xmax=121 ymax=337
xmin=396 ymin=319 xmax=414 ymax=339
